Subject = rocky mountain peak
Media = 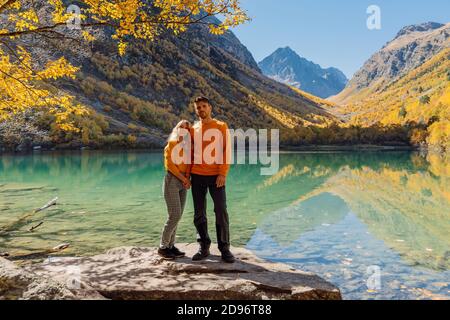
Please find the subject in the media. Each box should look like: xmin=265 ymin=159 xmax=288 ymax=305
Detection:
xmin=395 ymin=22 xmax=445 ymax=39
xmin=259 ymin=47 xmax=348 ymax=99
xmin=274 ymin=46 xmax=297 ymax=56
xmin=332 ymin=21 xmax=449 ymax=104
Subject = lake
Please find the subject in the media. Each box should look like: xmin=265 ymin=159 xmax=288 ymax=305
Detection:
xmin=0 ymin=150 xmax=449 ymax=300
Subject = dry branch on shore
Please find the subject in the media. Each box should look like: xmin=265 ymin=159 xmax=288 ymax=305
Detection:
xmin=0 ymin=197 xmax=70 ymax=261
xmin=0 ymin=197 xmax=58 ymax=234
xmin=7 ymin=243 xmax=70 ymax=261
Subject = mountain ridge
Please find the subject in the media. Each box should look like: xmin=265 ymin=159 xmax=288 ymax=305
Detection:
xmin=327 ymin=21 xmax=450 ymax=152
xmin=331 ymin=21 xmax=450 ymax=104
xmin=1 ymin=8 xmax=336 ymax=150
xmin=394 ymin=22 xmax=445 ymax=40
xmin=258 ymin=47 xmax=348 ymax=99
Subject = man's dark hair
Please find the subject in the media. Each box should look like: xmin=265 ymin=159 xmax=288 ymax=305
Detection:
xmin=194 ymin=96 xmax=210 ymax=105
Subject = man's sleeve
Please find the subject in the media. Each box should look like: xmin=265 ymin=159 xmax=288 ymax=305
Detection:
xmin=219 ymin=123 xmax=231 ymax=176
xmin=188 ymin=127 xmax=195 ymax=174
xmin=185 ymin=139 xmax=192 ymax=176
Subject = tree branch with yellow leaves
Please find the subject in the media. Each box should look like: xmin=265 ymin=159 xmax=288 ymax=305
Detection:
xmin=0 ymin=0 xmax=249 ymax=133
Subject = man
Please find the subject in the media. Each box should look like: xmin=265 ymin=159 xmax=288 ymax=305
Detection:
xmin=188 ymin=96 xmax=235 ymax=263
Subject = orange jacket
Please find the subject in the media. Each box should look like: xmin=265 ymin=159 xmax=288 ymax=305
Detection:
xmin=164 ymin=140 xmax=190 ymax=176
xmin=190 ymin=119 xmax=231 ymax=177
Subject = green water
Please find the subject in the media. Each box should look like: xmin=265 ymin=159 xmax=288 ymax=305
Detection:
xmin=0 ymin=151 xmax=449 ymax=300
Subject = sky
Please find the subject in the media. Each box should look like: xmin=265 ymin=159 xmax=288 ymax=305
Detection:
xmin=231 ymin=0 xmax=450 ymax=78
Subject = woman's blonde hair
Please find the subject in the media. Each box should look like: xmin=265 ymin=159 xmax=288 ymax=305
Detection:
xmin=168 ymin=120 xmax=191 ymax=142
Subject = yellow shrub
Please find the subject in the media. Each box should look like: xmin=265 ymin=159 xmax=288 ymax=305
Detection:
xmin=427 ymin=120 xmax=450 ymax=151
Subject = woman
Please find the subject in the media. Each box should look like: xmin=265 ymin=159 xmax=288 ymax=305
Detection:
xmin=158 ymin=120 xmax=192 ymax=260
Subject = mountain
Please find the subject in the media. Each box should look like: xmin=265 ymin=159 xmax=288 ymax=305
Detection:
xmin=336 ymin=48 xmax=450 ymax=123
xmin=332 ymin=22 xmax=450 ymax=104
xmin=2 ymin=11 xmax=336 ymax=150
xmin=329 ymin=22 xmax=450 ymax=152
xmin=258 ymin=47 xmax=348 ymax=99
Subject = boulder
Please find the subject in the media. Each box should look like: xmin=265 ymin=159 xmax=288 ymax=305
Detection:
xmin=0 ymin=256 xmax=76 ymax=300
xmin=26 ymin=244 xmax=342 ymax=300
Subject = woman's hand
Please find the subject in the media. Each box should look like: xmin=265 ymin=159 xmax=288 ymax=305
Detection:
xmin=181 ymin=176 xmax=191 ymax=189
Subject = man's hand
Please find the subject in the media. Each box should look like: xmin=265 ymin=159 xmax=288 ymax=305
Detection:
xmin=216 ymin=175 xmax=226 ymax=188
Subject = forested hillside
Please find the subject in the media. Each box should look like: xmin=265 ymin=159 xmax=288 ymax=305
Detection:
xmin=335 ymin=49 xmax=449 ymax=151
xmin=0 ymin=1 xmax=335 ymax=151
xmin=327 ymin=22 xmax=450 ymax=152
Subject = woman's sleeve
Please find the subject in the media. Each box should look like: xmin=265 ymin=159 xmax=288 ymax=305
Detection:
xmin=164 ymin=142 xmax=182 ymax=177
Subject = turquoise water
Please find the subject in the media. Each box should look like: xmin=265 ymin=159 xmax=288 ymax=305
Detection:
xmin=0 ymin=151 xmax=449 ymax=300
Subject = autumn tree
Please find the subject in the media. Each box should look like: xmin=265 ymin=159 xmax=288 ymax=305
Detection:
xmin=0 ymin=0 xmax=248 ymax=131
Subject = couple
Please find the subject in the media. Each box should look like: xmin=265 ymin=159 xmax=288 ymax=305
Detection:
xmin=158 ymin=96 xmax=235 ymax=264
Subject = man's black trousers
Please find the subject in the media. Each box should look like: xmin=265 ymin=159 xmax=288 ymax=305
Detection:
xmin=191 ymin=174 xmax=230 ymax=252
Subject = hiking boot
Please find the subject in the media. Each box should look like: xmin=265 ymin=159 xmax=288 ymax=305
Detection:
xmin=158 ymin=248 xmax=176 ymax=260
xmin=192 ymin=244 xmax=210 ymax=261
xmin=221 ymin=249 xmax=235 ymax=263
xmin=170 ymin=246 xmax=186 ymax=258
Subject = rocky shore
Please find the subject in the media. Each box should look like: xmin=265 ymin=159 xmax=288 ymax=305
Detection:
xmin=1 ymin=244 xmax=341 ymax=300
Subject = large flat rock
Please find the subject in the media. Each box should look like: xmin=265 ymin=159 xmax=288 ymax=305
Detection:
xmin=0 ymin=256 xmax=75 ymax=300
xmin=26 ymin=244 xmax=342 ymax=300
